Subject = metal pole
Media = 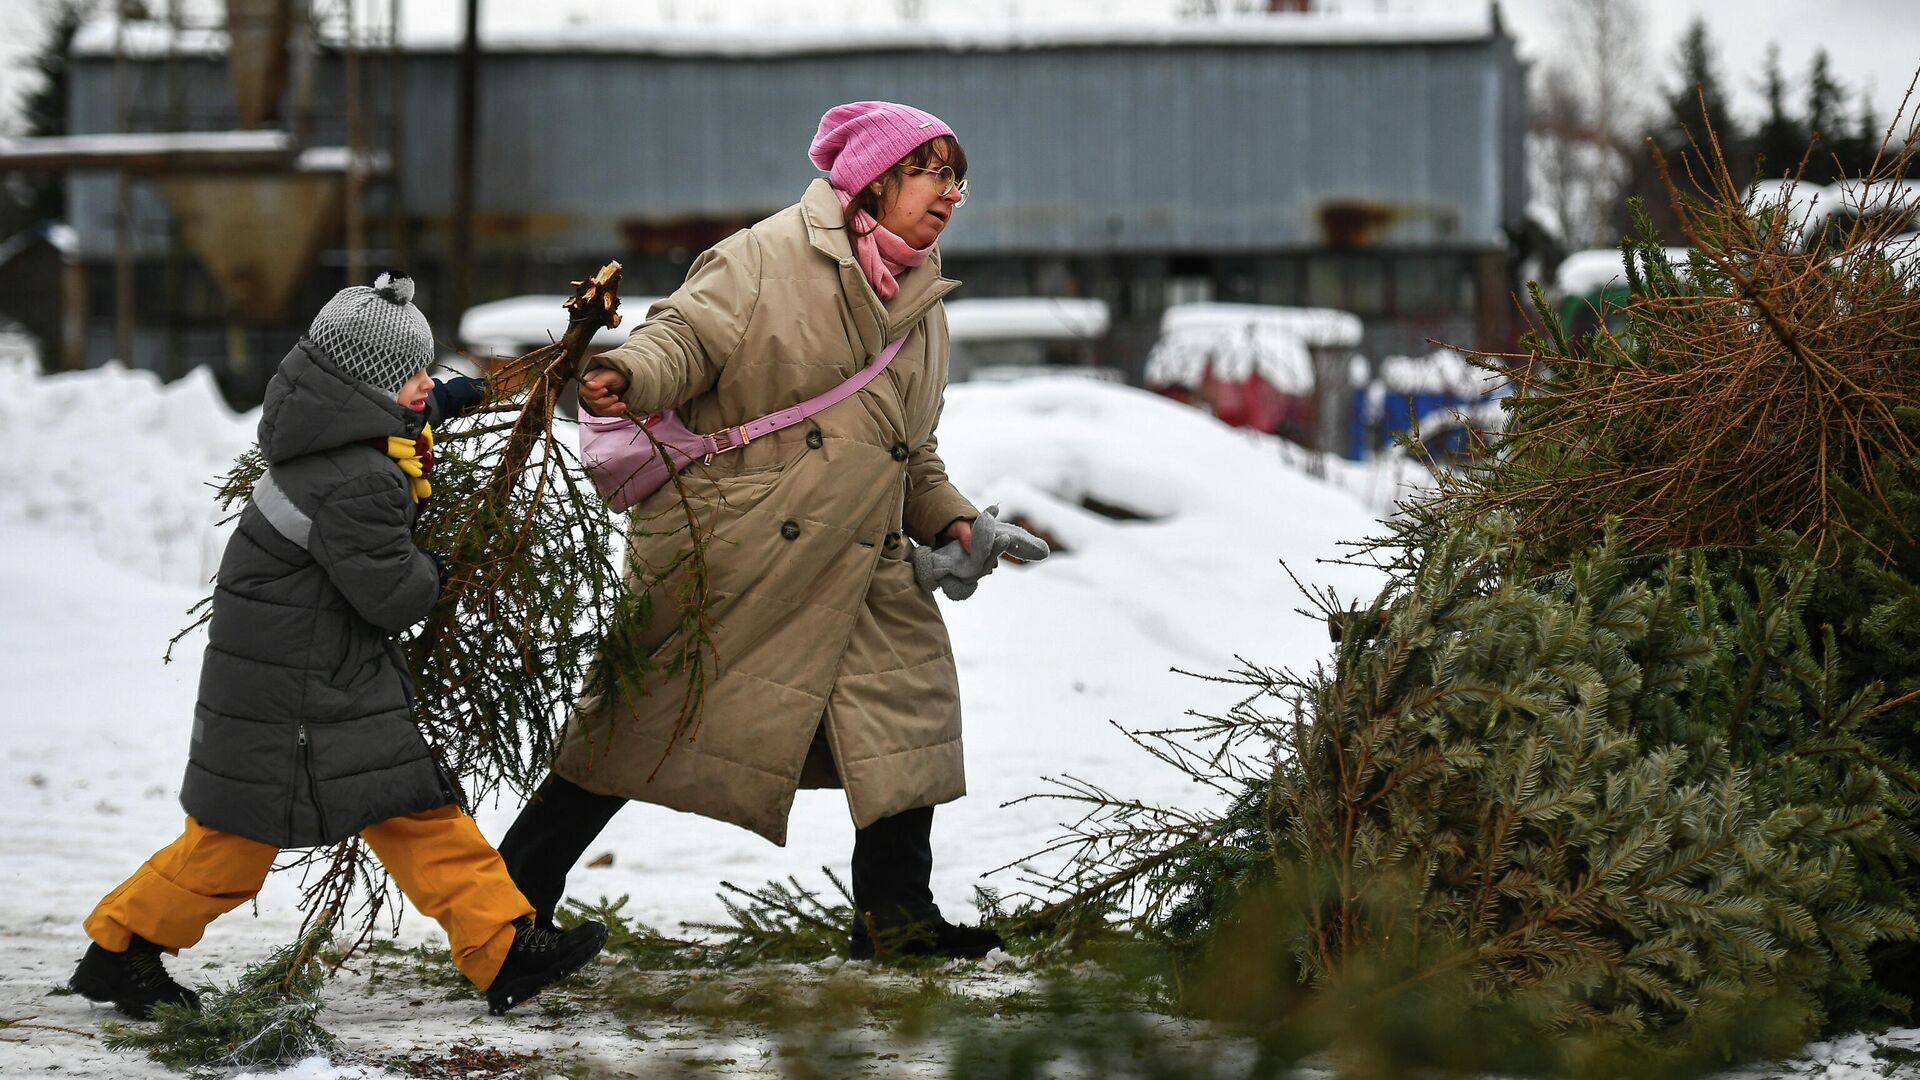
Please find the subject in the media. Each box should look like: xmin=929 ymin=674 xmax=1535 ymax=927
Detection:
xmin=112 ymin=0 xmax=134 ymax=366
xmin=386 ymin=0 xmax=408 ymax=270
xmin=345 ymin=0 xmax=365 ymax=283
xmin=163 ymin=0 xmax=184 ymax=379
xmin=449 ymin=0 xmax=479 ymax=340
xmin=291 ymin=0 xmax=315 ymax=147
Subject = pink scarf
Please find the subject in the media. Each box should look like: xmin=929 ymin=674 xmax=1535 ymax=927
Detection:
xmin=834 ymin=187 xmax=932 ymax=300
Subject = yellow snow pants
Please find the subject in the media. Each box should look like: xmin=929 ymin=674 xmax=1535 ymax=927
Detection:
xmin=84 ymin=807 xmax=533 ymax=989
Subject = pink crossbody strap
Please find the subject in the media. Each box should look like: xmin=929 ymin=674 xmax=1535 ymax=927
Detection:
xmin=702 ymin=334 xmax=908 ymax=454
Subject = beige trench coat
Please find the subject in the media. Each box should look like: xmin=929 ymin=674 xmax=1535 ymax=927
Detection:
xmin=552 ymin=180 xmax=979 ymax=845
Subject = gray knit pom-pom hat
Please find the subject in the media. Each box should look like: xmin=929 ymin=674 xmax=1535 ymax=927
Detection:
xmin=308 ymin=270 xmax=435 ymax=395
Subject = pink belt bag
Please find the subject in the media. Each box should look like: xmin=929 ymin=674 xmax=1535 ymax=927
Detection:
xmin=579 ymin=335 xmax=909 ymax=513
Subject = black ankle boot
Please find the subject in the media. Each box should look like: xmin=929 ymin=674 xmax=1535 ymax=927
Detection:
xmin=485 ymin=916 xmax=608 ymax=1015
xmin=850 ymin=912 xmax=1005 ymax=962
xmin=69 ymin=935 xmax=201 ymax=1020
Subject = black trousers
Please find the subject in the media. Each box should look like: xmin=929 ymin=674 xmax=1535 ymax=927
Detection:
xmin=497 ymin=773 xmax=939 ymax=929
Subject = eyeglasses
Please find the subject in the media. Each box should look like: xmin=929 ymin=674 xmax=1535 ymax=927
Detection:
xmin=901 ymin=165 xmax=969 ymax=208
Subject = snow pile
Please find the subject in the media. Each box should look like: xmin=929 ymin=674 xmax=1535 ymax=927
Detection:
xmin=0 ymin=319 xmax=37 ymax=366
xmin=0 ymin=360 xmax=255 ymax=586
xmin=935 ymin=375 xmax=1385 ymax=673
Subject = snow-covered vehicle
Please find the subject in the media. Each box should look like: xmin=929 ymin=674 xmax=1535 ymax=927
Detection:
xmin=1143 ymin=301 xmax=1363 ymax=453
xmin=944 ymin=297 xmax=1113 ymax=383
xmin=1551 ymin=246 xmax=1691 ymax=348
xmin=1359 ymin=348 xmax=1508 ymax=463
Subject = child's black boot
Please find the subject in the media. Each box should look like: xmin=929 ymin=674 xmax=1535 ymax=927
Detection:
xmin=485 ymin=916 xmax=608 ymax=1015
xmin=69 ymin=935 xmax=201 ymax=1020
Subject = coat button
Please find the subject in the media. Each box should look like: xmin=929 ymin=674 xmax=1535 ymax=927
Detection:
xmin=806 ymin=429 xmax=823 ymax=450
xmin=883 ymin=531 xmax=902 ymax=551
xmin=890 ymin=442 xmax=909 ymax=462
xmin=780 ymin=520 xmax=801 ymax=541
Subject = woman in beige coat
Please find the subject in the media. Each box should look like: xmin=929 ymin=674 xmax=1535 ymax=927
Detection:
xmin=498 ymin=102 xmax=1044 ymax=960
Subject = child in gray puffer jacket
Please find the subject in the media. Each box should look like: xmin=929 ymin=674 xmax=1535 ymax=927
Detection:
xmin=71 ymin=273 xmax=605 ymax=1021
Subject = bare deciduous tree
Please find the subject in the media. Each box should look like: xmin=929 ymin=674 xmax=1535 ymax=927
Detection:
xmin=1529 ymin=0 xmax=1647 ymax=249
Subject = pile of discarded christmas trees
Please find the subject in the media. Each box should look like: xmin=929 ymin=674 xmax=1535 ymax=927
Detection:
xmin=1029 ymin=129 xmax=1920 ymax=1077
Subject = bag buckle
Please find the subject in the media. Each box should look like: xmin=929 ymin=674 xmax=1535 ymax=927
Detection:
xmin=703 ymin=425 xmax=752 ymax=465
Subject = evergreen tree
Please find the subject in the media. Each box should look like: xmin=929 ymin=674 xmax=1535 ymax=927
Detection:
xmin=1752 ymin=44 xmax=1811 ymax=181
xmin=1 ymin=0 xmax=96 ymax=234
xmin=1661 ymin=18 xmax=1743 ymax=189
xmin=1844 ymin=88 xmax=1883 ymax=178
xmin=1804 ymin=49 xmax=1847 ymax=183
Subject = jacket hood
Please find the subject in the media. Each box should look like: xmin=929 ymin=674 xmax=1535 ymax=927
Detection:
xmin=257 ymin=338 xmax=426 ymax=465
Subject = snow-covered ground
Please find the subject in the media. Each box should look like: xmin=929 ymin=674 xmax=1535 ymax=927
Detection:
xmin=2 ymin=361 xmax=1916 ymax=1078
xmin=0 ymin=363 xmax=1387 ymax=1076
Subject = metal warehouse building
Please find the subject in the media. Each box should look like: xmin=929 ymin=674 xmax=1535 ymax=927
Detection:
xmin=37 ymin=8 xmax=1527 ymax=403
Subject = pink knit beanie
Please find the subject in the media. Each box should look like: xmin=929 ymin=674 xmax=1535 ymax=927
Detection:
xmin=808 ymin=101 xmax=956 ymax=194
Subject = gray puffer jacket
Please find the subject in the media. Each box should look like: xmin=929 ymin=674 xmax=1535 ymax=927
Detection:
xmin=179 ymin=338 xmax=452 ymax=847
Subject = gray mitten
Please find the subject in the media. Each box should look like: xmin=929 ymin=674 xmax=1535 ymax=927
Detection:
xmin=907 ymin=504 xmax=1050 ymax=601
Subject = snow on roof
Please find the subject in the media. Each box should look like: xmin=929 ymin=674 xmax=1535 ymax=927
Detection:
xmin=1749 ymin=177 xmax=1920 ymax=214
xmin=45 ymin=223 xmax=77 ymax=257
xmin=1746 ymin=178 xmax=1920 ymax=250
xmin=1158 ymin=302 xmax=1363 ymax=348
xmin=1143 ymin=327 xmax=1310 ymax=393
xmin=1373 ymin=348 xmax=1493 ymax=396
xmin=1882 ymin=234 xmax=1920 ymax=278
xmin=969 ymin=364 xmax=1125 ymax=384
xmin=1748 ymin=179 xmax=1849 ymax=243
xmin=294 ymin=146 xmax=392 ymax=175
xmin=1145 ymin=304 xmax=1362 ymax=393
xmin=0 ymin=223 xmax=76 ymax=270
xmin=459 ymin=295 xmax=661 ymax=354
xmin=1552 ymin=246 xmax=1690 ymax=297
xmin=945 ymin=298 xmax=1109 ymax=342
xmin=1414 ymin=397 xmax=1508 ymax=438
xmin=0 ymin=132 xmax=380 ymax=175
xmin=73 ymin=11 xmax=1498 ymax=60
xmin=0 ymin=129 xmax=290 ymax=164
xmin=69 ymin=18 xmax=225 ymax=58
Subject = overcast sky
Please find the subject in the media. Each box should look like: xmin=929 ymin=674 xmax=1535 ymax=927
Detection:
xmin=1 ymin=0 xmax=1915 ymax=137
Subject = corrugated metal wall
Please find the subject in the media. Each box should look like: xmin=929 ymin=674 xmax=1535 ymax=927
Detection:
xmin=68 ymin=34 xmax=1525 ymax=261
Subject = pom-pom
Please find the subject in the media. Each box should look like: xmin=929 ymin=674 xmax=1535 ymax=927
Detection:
xmin=372 ymin=270 xmax=415 ymax=306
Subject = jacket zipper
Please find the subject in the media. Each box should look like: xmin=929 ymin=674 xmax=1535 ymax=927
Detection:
xmin=297 ymin=722 xmax=327 ymax=838
xmin=284 ymin=724 xmax=300 ymax=840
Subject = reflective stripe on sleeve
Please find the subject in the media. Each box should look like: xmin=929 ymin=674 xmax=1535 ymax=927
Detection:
xmin=252 ymin=469 xmax=313 ymax=550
